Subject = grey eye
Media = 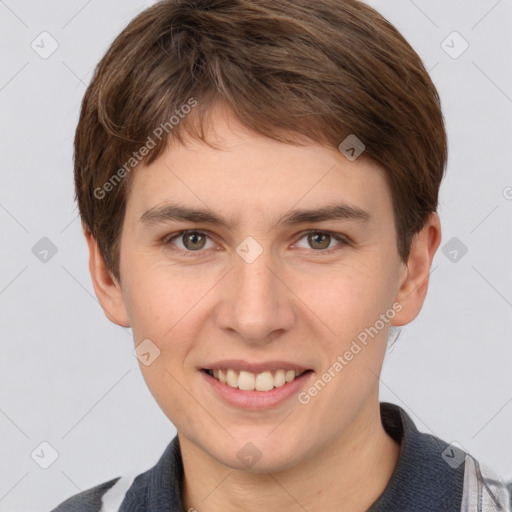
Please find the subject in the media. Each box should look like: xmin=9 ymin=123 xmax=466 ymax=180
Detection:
xmin=181 ymin=232 xmax=208 ymax=250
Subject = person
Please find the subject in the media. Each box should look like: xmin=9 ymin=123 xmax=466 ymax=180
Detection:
xmin=52 ymin=0 xmax=511 ymax=510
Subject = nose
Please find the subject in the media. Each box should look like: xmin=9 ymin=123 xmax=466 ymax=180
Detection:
xmin=214 ymin=247 xmax=296 ymax=345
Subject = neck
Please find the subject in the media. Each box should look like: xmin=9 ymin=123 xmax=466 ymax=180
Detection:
xmin=180 ymin=400 xmax=400 ymax=512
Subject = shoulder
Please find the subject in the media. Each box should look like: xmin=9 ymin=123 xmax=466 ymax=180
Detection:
xmin=50 ymin=469 xmax=150 ymax=512
xmin=375 ymin=403 xmax=512 ymax=511
xmin=461 ymin=454 xmax=512 ymax=511
xmin=50 ymin=476 xmax=121 ymax=511
xmin=50 ymin=436 xmax=183 ymax=511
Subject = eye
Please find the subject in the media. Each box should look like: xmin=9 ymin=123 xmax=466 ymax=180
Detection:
xmin=164 ymin=230 xmax=216 ymax=254
xmin=162 ymin=229 xmax=349 ymax=257
xmin=294 ymin=230 xmax=348 ymax=252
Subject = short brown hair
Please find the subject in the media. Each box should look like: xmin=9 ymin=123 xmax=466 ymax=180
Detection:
xmin=74 ymin=0 xmax=447 ymax=283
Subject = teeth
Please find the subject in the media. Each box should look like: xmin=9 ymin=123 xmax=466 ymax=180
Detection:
xmin=238 ymin=370 xmax=255 ymax=390
xmin=226 ymin=369 xmax=238 ymax=387
xmin=255 ymin=371 xmax=274 ymax=391
xmin=208 ymin=368 xmax=306 ymax=391
xmin=285 ymin=369 xmax=295 ymax=383
xmin=274 ymin=369 xmax=286 ymax=388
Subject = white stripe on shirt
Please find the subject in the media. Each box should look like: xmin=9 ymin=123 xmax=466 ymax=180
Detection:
xmin=100 ymin=471 xmax=141 ymax=512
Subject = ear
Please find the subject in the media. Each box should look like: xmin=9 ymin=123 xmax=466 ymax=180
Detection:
xmin=391 ymin=212 xmax=442 ymax=326
xmin=83 ymin=229 xmax=130 ymax=328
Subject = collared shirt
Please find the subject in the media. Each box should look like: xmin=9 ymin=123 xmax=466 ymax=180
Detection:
xmin=51 ymin=402 xmax=512 ymax=511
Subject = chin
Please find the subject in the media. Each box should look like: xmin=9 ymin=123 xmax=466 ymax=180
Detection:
xmin=210 ymin=432 xmax=308 ymax=474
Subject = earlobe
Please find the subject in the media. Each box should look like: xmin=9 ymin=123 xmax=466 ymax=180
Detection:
xmin=83 ymin=229 xmax=131 ymax=328
xmin=391 ymin=213 xmax=442 ymax=326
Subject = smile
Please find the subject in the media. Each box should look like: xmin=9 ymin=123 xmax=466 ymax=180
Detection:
xmin=203 ymin=368 xmax=309 ymax=392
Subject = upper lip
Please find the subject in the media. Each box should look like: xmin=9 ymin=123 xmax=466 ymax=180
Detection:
xmin=201 ymin=359 xmax=312 ymax=374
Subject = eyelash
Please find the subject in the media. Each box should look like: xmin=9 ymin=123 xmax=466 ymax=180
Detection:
xmin=162 ymin=229 xmax=350 ymax=258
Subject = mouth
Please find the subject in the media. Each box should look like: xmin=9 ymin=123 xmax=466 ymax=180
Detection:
xmin=201 ymin=368 xmax=313 ymax=392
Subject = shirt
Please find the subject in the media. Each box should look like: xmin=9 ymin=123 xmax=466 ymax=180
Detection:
xmin=51 ymin=402 xmax=512 ymax=511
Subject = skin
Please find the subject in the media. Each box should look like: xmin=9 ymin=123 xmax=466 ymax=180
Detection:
xmin=85 ymin=104 xmax=441 ymax=511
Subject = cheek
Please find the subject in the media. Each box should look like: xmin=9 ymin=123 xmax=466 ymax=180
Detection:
xmin=123 ymin=257 xmax=214 ymax=341
xmin=137 ymin=361 xmax=197 ymax=433
xmin=292 ymin=261 xmax=395 ymax=344
xmin=126 ymin=267 xmax=203 ymax=422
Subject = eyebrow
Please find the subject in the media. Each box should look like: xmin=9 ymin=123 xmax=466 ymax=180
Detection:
xmin=139 ymin=202 xmax=371 ymax=230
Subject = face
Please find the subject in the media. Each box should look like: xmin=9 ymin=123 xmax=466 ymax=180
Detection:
xmin=91 ymin=105 xmax=438 ymax=473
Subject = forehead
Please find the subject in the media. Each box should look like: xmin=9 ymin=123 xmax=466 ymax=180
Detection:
xmin=124 ymin=107 xmax=393 ymax=231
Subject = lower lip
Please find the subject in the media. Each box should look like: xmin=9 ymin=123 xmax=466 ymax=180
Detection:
xmin=200 ymin=370 xmax=314 ymax=410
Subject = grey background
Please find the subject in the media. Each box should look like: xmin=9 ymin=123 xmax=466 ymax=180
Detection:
xmin=1 ymin=0 xmax=511 ymax=510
